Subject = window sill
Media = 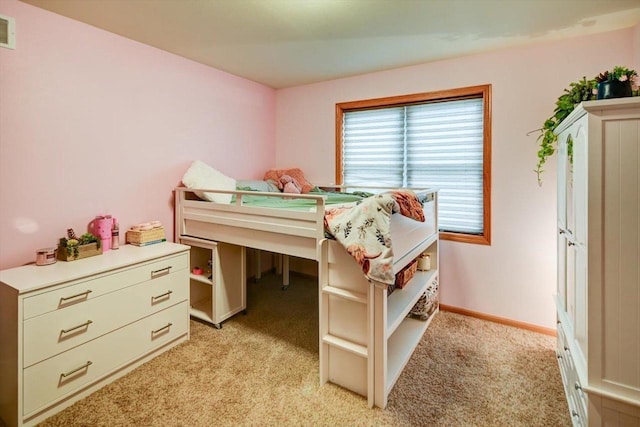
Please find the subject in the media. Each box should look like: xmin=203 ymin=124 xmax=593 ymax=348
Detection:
xmin=440 ymin=231 xmax=490 ymax=246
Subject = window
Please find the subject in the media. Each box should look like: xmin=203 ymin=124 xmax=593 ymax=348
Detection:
xmin=336 ymin=85 xmax=491 ymax=245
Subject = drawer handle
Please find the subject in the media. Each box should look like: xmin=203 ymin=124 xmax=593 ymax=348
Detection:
xmin=60 ymin=361 xmax=92 ymax=379
xmin=568 ymin=241 xmax=576 ymax=247
xmin=61 ymin=320 xmax=93 ymax=334
xmin=151 ymin=266 xmax=172 ymax=279
xmin=151 ymin=322 xmax=172 ymax=335
xmin=60 ymin=290 xmax=92 ymax=303
xmin=151 ymin=290 xmax=173 ymax=302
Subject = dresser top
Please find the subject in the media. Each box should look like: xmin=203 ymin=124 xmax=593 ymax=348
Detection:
xmin=0 ymin=242 xmax=190 ymax=294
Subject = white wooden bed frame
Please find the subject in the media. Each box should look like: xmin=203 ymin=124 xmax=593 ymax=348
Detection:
xmin=175 ymin=187 xmax=328 ymax=261
xmin=174 ymin=186 xmax=440 ymax=408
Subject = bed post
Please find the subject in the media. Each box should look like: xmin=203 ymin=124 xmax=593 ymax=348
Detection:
xmin=174 ymin=187 xmax=184 ymax=242
xmin=318 ymin=239 xmax=329 ymax=386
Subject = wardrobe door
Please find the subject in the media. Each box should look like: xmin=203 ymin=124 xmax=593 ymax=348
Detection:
xmin=599 ymin=117 xmax=640 ymax=396
xmin=573 ymin=244 xmax=587 ymax=360
xmin=556 ymin=131 xmax=569 ymax=232
xmin=556 ymin=127 xmax=575 ymax=318
xmin=557 ymin=231 xmax=567 ymax=313
xmin=565 ymin=238 xmax=576 ymax=325
xmin=571 ymin=119 xmax=588 ymax=247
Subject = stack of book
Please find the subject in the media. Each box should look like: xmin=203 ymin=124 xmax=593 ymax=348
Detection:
xmin=125 ymin=227 xmax=166 ymax=247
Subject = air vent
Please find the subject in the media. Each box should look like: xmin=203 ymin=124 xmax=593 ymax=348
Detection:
xmin=0 ymin=14 xmax=15 ymax=49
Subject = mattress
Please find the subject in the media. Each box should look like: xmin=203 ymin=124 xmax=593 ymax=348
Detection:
xmin=231 ymin=190 xmax=367 ymax=210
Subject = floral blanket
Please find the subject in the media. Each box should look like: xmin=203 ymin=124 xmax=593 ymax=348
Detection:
xmin=323 ymin=190 xmax=425 ymax=285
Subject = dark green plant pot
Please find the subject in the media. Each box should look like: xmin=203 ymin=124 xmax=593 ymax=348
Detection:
xmin=597 ymin=80 xmax=632 ymax=99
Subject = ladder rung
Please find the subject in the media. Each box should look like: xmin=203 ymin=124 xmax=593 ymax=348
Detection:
xmin=322 ymin=285 xmax=367 ymax=304
xmin=322 ymin=334 xmax=367 ymax=357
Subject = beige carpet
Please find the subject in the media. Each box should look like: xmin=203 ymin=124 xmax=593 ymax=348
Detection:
xmin=40 ymin=273 xmax=570 ymax=427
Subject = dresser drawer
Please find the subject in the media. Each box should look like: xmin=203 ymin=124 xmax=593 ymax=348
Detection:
xmin=23 ymin=301 xmax=188 ymax=417
xmin=557 ymin=324 xmax=569 ymax=378
xmin=23 ymin=268 xmax=188 ymax=367
xmin=23 ymin=253 xmax=188 ymax=320
xmin=557 ymin=321 xmax=588 ymax=426
xmin=573 ymin=377 xmax=588 ymax=425
xmin=567 ymin=393 xmax=585 ymax=427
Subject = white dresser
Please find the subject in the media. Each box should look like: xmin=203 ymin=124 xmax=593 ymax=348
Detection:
xmin=0 ymin=242 xmax=190 ymax=427
xmin=554 ymin=97 xmax=640 ymax=426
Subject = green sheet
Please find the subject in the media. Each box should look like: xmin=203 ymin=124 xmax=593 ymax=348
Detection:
xmin=231 ymin=188 xmax=371 ymax=210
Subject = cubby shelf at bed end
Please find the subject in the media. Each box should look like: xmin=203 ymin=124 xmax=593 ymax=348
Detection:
xmin=386 ymin=269 xmax=438 ymax=335
xmin=391 ymin=232 xmax=437 ymax=275
xmin=386 ymin=309 xmax=438 ymax=395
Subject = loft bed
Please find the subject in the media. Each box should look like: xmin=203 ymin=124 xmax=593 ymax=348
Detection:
xmin=176 ymin=186 xmax=354 ymax=261
xmin=174 ymin=183 xmax=440 ymax=408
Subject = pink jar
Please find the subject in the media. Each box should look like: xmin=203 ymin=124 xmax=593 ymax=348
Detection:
xmin=93 ymin=215 xmax=113 ymax=251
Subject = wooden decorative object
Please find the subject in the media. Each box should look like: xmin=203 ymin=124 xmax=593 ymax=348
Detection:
xmin=57 ymin=243 xmax=103 ymax=261
xmin=394 ymin=259 xmax=418 ymax=289
xmin=125 ymin=227 xmax=166 ymax=245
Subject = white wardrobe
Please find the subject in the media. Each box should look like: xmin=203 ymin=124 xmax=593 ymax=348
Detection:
xmin=554 ymin=97 xmax=640 ymax=426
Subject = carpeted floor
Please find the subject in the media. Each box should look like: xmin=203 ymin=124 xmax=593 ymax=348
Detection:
xmin=39 ymin=273 xmax=570 ymax=427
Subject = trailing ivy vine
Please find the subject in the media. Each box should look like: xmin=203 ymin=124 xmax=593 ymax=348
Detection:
xmin=535 ymin=77 xmax=597 ymax=185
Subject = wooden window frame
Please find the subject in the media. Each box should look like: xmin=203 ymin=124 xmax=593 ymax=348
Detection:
xmin=335 ymin=84 xmax=492 ymax=245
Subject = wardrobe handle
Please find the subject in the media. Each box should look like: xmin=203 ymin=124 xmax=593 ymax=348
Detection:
xmin=60 ymin=361 xmax=92 ymax=379
xmin=574 ymin=383 xmax=582 ymax=391
xmin=559 ymin=229 xmax=565 ymax=235
xmin=568 ymin=241 xmax=576 ymax=247
xmin=60 ymin=320 xmax=93 ymax=334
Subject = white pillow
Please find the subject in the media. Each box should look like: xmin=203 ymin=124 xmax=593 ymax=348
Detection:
xmin=182 ymin=160 xmax=236 ymax=204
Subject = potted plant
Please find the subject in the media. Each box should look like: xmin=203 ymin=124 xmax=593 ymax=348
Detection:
xmin=595 ymin=66 xmax=638 ymax=99
xmin=58 ymin=230 xmax=103 ymax=261
xmin=534 ymin=66 xmax=638 ymax=185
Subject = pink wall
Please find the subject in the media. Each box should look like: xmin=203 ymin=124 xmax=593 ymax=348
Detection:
xmin=634 ymin=24 xmax=640 ymax=70
xmin=1 ymin=0 xmax=637 ymax=329
xmin=275 ymin=27 xmax=639 ymax=329
xmin=0 ymin=1 xmax=276 ymax=269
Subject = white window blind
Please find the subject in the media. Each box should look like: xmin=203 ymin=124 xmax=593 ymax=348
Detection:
xmin=342 ymin=98 xmax=484 ymax=235
xmin=342 ymin=107 xmax=405 ymax=187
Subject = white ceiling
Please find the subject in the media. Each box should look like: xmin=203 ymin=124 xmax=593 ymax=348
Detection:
xmin=20 ymin=0 xmax=640 ymax=89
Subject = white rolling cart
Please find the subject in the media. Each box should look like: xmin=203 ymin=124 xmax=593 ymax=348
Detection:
xmin=179 ymin=236 xmax=246 ymax=329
